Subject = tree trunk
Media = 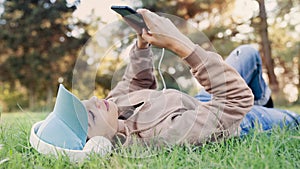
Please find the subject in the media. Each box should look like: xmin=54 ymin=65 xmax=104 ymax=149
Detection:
xmin=257 ymin=0 xmax=279 ymax=91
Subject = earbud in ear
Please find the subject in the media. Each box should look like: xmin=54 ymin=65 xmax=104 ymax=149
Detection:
xmin=83 ymin=136 xmax=113 ymax=156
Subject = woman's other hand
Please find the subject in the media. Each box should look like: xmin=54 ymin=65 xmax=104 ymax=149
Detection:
xmin=137 ymin=9 xmax=196 ymax=58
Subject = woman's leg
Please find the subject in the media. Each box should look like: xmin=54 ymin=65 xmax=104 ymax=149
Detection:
xmin=225 ymin=45 xmax=272 ymax=107
xmin=240 ymin=106 xmax=300 ymax=136
xmin=194 ymin=90 xmax=300 ymax=135
xmin=195 ymin=45 xmax=272 ymax=107
xmin=194 ymin=45 xmax=299 ymax=135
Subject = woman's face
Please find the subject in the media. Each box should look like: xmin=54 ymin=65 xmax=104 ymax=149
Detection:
xmin=82 ymin=96 xmax=118 ymax=140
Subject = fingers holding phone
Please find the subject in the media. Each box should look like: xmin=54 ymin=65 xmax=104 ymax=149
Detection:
xmin=111 ymin=6 xmax=150 ymax=49
xmin=111 ymin=6 xmax=195 ymax=57
xmin=137 ymin=9 xmax=195 ymax=56
xmin=111 ymin=6 xmax=148 ymax=35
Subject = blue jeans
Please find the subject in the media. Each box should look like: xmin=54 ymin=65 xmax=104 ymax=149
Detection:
xmin=195 ymin=45 xmax=300 ymax=135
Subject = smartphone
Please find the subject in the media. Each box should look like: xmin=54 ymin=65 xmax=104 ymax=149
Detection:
xmin=111 ymin=5 xmax=148 ymax=34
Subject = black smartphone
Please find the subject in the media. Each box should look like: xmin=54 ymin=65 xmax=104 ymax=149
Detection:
xmin=111 ymin=5 xmax=148 ymax=34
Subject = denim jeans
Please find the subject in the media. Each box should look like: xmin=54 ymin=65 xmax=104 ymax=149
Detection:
xmin=195 ymin=45 xmax=300 ymax=135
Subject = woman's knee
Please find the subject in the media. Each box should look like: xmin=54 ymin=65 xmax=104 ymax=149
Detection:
xmin=226 ymin=44 xmax=262 ymax=72
xmin=234 ymin=45 xmax=261 ymax=62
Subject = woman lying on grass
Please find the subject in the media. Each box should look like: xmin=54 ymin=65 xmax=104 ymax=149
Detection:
xmin=30 ymin=9 xmax=299 ymax=161
xmin=82 ymin=8 xmax=254 ymax=145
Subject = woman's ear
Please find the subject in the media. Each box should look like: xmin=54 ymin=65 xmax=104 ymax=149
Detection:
xmin=83 ymin=136 xmax=113 ymax=156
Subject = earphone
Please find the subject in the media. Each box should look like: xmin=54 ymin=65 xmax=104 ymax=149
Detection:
xmin=83 ymin=136 xmax=113 ymax=155
xmin=30 ymin=121 xmax=113 ymax=162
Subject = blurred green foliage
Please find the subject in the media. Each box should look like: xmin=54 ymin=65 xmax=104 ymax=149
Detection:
xmin=0 ymin=82 xmax=28 ymax=112
xmin=0 ymin=0 xmax=90 ymax=111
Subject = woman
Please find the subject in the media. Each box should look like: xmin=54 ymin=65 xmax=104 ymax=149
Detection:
xmin=82 ymin=9 xmax=254 ymax=146
xmin=31 ymin=9 xmax=298 ymax=160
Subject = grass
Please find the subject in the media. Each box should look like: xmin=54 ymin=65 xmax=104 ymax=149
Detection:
xmin=0 ymin=110 xmax=300 ymax=169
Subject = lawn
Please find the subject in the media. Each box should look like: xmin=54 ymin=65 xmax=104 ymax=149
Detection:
xmin=0 ymin=107 xmax=299 ymax=169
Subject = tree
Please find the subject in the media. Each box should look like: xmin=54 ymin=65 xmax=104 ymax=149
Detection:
xmin=0 ymin=0 xmax=89 ymax=110
xmin=257 ymin=0 xmax=279 ymax=91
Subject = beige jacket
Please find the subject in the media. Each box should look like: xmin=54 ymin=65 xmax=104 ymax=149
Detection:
xmin=107 ymin=44 xmax=254 ymax=146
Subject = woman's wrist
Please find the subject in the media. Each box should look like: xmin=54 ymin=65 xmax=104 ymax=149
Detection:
xmin=137 ymin=42 xmax=150 ymax=49
xmin=170 ymin=37 xmax=196 ymax=58
xmin=137 ymin=34 xmax=150 ymax=49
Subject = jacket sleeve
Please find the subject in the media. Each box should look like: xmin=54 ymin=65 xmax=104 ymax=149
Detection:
xmin=160 ymin=46 xmax=254 ymax=145
xmin=106 ymin=43 xmax=157 ymax=99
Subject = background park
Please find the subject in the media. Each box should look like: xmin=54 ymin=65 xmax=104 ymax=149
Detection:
xmin=0 ymin=0 xmax=299 ymax=168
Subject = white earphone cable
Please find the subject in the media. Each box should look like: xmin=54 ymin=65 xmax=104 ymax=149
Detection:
xmin=158 ymin=48 xmax=166 ymax=90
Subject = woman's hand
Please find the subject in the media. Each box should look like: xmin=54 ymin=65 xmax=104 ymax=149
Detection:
xmin=137 ymin=9 xmax=196 ymax=58
xmin=122 ymin=14 xmax=149 ymax=49
xmin=137 ymin=34 xmax=150 ymax=49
